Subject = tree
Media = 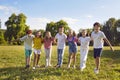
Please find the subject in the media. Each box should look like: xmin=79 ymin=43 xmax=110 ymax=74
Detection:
xmin=5 ymin=13 xmax=29 ymax=44
xmin=102 ymin=18 xmax=116 ymax=45
xmin=0 ymin=30 xmax=6 ymax=44
xmin=46 ymin=20 xmax=70 ymax=37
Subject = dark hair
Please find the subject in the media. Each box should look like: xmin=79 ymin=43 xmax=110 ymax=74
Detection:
xmin=59 ymin=25 xmax=64 ymax=29
xmin=93 ymin=22 xmax=101 ymax=27
xmin=44 ymin=31 xmax=52 ymax=40
xmin=35 ymin=31 xmax=42 ymax=38
xmin=26 ymin=30 xmax=32 ymax=34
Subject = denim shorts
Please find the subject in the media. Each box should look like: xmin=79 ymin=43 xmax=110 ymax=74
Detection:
xmin=69 ymin=47 xmax=77 ymax=53
xmin=94 ymin=48 xmax=102 ymax=58
xmin=25 ymin=49 xmax=32 ymax=57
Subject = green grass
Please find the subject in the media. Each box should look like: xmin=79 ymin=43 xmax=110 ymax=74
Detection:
xmin=0 ymin=46 xmax=120 ymax=80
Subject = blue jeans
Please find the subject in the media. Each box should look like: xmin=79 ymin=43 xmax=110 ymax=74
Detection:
xmin=57 ymin=49 xmax=64 ymax=66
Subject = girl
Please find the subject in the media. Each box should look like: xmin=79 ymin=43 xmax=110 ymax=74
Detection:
xmin=33 ymin=31 xmax=43 ymax=69
xmin=43 ymin=31 xmax=54 ymax=67
xmin=67 ymin=29 xmax=78 ymax=69
xmin=78 ymin=29 xmax=91 ymax=71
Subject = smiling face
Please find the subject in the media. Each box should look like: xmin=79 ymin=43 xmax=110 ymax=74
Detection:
xmin=59 ymin=26 xmax=64 ymax=34
xmin=36 ymin=31 xmax=41 ymax=37
xmin=45 ymin=31 xmax=51 ymax=38
xmin=82 ymin=30 xmax=87 ymax=37
xmin=94 ymin=25 xmax=100 ymax=32
xmin=68 ymin=29 xmax=73 ymax=37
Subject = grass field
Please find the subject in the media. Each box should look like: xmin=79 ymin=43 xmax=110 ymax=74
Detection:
xmin=0 ymin=46 xmax=120 ymax=80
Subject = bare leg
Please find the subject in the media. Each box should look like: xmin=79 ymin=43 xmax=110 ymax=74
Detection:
xmin=36 ymin=54 xmax=40 ymax=65
xmin=73 ymin=53 xmax=76 ymax=68
xmin=67 ymin=53 xmax=72 ymax=68
xmin=95 ymin=57 xmax=100 ymax=70
xmin=33 ymin=53 xmax=37 ymax=67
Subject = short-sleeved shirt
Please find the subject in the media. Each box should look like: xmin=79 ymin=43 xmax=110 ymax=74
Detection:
xmin=33 ymin=37 xmax=43 ymax=50
xmin=79 ymin=37 xmax=91 ymax=49
xmin=91 ymin=31 xmax=106 ymax=48
xmin=44 ymin=37 xmax=54 ymax=49
xmin=20 ymin=35 xmax=34 ymax=50
xmin=55 ymin=33 xmax=67 ymax=49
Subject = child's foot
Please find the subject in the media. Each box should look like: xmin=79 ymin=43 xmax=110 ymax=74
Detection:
xmin=25 ymin=65 xmax=30 ymax=69
xmin=56 ymin=65 xmax=61 ymax=68
xmin=48 ymin=64 xmax=52 ymax=67
xmin=33 ymin=67 xmax=35 ymax=70
xmin=80 ymin=66 xmax=86 ymax=71
xmin=67 ymin=65 xmax=70 ymax=69
xmin=94 ymin=68 xmax=99 ymax=74
xmin=36 ymin=65 xmax=40 ymax=68
xmin=73 ymin=65 xmax=76 ymax=69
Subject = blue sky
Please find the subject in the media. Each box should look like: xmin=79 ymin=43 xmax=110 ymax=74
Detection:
xmin=0 ymin=0 xmax=120 ymax=32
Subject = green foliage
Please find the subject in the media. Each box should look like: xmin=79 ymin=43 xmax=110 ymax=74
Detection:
xmin=102 ymin=18 xmax=120 ymax=45
xmin=5 ymin=13 xmax=29 ymax=44
xmin=46 ymin=20 xmax=70 ymax=37
xmin=0 ymin=30 xmax=6 ymax=44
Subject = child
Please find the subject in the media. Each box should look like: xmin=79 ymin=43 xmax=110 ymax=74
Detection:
xmin=67 ymin=29 xmax=78 ymax=69
xmin=13 ymin=30 xmax=34 ymax=69
xmin=55 ymin=25 xmax=67 ymax=68
xmin=33 ymin=31 xmax=43 ymax=69
xmin=43 ymin=31 xmax=54 ymax=67
xmin=78 ymin=29 xmax=91 ymax=71
xmin=91 ymin=22 xmax=114 ymax=74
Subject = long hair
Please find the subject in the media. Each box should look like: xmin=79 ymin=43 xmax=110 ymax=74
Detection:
xmin=35 ymin=31 xmax=42 ymax=38
xmin=67 ymin=29 xmax=76 ymax=39
xmin=44 ymin=31 xmax=52 ymax=40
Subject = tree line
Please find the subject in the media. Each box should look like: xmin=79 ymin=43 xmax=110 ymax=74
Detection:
xmin=0 ymin=13 xmax=120 ymax=45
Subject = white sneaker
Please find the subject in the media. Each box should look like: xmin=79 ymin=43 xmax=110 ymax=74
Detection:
xmin=67 ymin=65 xmax=70 ymax=69
xmin=80 ymin=66 xmax=86 ymax=71
xmin=33 ymin=67 xmax=35 ymax=70
xmin=94 ymin=68 xmax=99 ymax=74
xmin=36 ymin=65 xmax=40 ymax=68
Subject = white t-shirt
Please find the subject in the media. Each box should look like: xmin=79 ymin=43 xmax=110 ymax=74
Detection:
xmin=20 ymin=35 xmax=34 ymax=50
xmin=79 ymin=37 xmax=91 ymax=49
xmin=55 ymin=33 xmax=67 ymax=49
xmin=91 ymin=31 xmax=106 ymax=48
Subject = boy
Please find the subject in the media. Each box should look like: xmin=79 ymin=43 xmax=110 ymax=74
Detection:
xmin=91 ymin=22 xmax=114 ymax=74
xmin=55 ymin=25 xmax=67 ymax=68
xmin=14 ymin=30 xmax=34 ymax=69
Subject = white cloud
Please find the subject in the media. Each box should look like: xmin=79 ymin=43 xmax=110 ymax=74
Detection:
xmin=26 ymin=17 xmax=51 ymax=30
xmin=61 ymin=17 xmax=79 ymax=24
xmin=85 ymin=15 xmax=93 ymax=18
xmin=0 ymin=5 xmax=20 ymax=15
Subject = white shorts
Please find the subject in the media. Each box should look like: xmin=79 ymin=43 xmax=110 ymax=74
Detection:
xmin=33 ymin=49 xmax=41 ymax=54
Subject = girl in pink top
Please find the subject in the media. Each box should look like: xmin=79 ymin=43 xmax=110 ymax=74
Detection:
xmin=43 ymin=31 xmax=54 ymax=67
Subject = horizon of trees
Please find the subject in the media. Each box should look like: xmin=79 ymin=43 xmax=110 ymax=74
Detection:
xmin=0 ymin=13 xmax=120 ymax=45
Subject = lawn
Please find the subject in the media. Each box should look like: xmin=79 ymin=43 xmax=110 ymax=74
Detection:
xmin=0 ymin=46 xmax=120 ymax=80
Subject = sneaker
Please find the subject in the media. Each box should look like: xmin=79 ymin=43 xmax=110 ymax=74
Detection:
xmin=73 ymin=65 xmax=76 ymax=69
xmin=94 ymin=68 xmax=99 ymax=74
xmin=25 ymin=65 xmax=30 ymax=69
xmin=67 ymin=65 xmax=70 ymax=69
xmin=33 ymin=67 xmax=35 ymax=70
xmin=36 ymin=65 xmax=40 ymax=68
xmin=56 ymin=65 xmax=61 ymax=68
xmin=80 ymin=66 xmax=86 ymax=71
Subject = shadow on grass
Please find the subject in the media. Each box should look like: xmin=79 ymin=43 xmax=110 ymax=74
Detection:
xmin=0 ymin=66 xmax=70 ymax=80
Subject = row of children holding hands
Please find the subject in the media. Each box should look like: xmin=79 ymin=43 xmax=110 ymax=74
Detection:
xmin=14 ymin=22 xmax=114 ymax=74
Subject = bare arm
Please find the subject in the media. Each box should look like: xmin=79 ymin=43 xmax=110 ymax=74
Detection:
xmin=103 ymin=38 xmax=114 ymax=51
